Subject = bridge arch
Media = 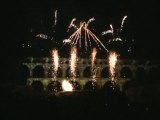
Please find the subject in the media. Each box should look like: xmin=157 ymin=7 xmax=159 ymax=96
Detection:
xmin=83 ymin=66 xmax=91 ymax=78
xmin=148 ymin=67 xmax=160 ymax=80
xmin=120 ymin=67 xmax=132 ymax=78
xmin=136 ymin=67 xmax=146 ymax=80
xmin=33 ymin=65 xmax=45 ymax=78
xmin=101 ymin=67 xmax=109 ymax=78
xmin=31 ymin=81 xmax=44 ymax=92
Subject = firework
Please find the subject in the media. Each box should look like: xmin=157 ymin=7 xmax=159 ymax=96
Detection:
xmin=67 ymin=18 xmax=77 ymax=32
xmin=36 ymin=34 xmax=49 ymax=39
xmin=86 ymin=17 xmax=95 ymax=27
xmin=54 ymin=10 xmax=58 ymax=26
xmin=102 ymin=16 xmax=127 ymax=43
xmin=63 ymin=39 xmax=71 ymax=43
xmin=51 ymin=49 xmax=59 ymax=80
xmin=70 ymin=46 xmax=78 ymax=80
xmin=108 ymin=51 xmax=118 ymax=81
xmin=91 ymin=48 xmax=97 ymax=79
xmin=102 ymin=24 xmax=114 ymax=36
xmin=64 ymin=18 xmax=108 ymax=52
xmin=47 ymin=10 xmax=58 ymax=42
xmin=120 ymin=15 xmax=127 ymax=31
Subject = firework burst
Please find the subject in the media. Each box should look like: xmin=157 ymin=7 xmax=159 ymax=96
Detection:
xmin=102 ymin=16 xmax=128 ymax=43
xmin=63 ymin=18 xmax=108 ymax=52
xmin=102 ymin=15 xmax=134 ymax=53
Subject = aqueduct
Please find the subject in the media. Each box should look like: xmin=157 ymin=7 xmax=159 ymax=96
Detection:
xmin=21 ymin=57 xmax=159 ymax=89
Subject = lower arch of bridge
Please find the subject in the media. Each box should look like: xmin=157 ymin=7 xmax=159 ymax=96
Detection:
xmin=26 ymin=66 xmax=149 ymax=79
xmin=83 ymin=66 xmax=91 ymax=78
xmin=120 ymin=67 xmax=132 ymax=78
xmin=101 ymin=67 xmax=109 ymax=78
xmin=148 ymin=67 xmax=160 ymax=80
xmin=31 ymin=81 xmax=44 ymax=92
xmin=33 ymin=65 xmax=45 ymax=78
xmin=24 ymin=64 xmax=159 ymax=81
xmin=135 ymin=67 xmax=146 ymax=80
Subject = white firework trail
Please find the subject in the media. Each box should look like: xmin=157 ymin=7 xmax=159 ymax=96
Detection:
xmin=110 ymin=24 xmax=114 ymax=34
xmin=86 ymin=17 xmax=95 ymax=27
xmin=101 ymin=24 xmax=113 ymax=36
xmin=91 ymin=48 xmax=97 ymax=79
xmin=114 ymin=38 xmax=122 ymax=41
xmin=67 ymin=18 xmax=77 ymax=32
xmin=102 ymin=16 xmax=128 ymax=44
xmin=51 ymin=49 xmax=59 ymax=80
xmin=70 ymin=46 xmax=78 ymax=80
xmin=101 ymin=30 xmax=112 ymax=35
xmin=120 ymin=15 xmax=127 ymax=31
xmin=54 ymin=10 xmax=58 ymax=26
xmin=108 ymin=51 xmax=118 ymax=82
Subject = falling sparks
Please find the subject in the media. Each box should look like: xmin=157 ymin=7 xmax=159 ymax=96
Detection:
xmin=62 ymin=80 xmax=73 ymax=91
xmin=54 ymin=10 xmax=58 ymax=26
xmin=51 ymin=49 xmax=59 ymax=79
xmin=46 ymin=10 xmax=58 ymax=42
xmin=64 ymin=18 xmax=108 ymax=52
xmin=120 ymin=15 xmax=127 ymax=31
xmin=102 ymin=16 xmax=127 ymax=44
xmin=67 ymin=18 xmax=77 ymax=32
xmin=36 ymin=34 xmax=49 ymax=39
xmin=70 ymin=46 xmax=78 ymax=80
xmin=101 ymin=30 xmax=112 ymax=36
xmin=101 ymin=24 xmax=113 ymax=36
xmin=63 ymin=39 xmax=71 ymax=43
xmin=86 ymin=17 xmax=95 ymax=27
xmin=91 ymin=48 xmax=97 ymax=79
xmin=108 ymin=51 xmax=118 ymax=81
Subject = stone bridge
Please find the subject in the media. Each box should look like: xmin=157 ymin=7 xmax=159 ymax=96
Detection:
xmin=21 ymin=57 xmax=159 ymax=89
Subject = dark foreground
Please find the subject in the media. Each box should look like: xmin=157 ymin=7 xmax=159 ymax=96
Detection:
xmin=0 ymin=84 xmax=160 ymax=120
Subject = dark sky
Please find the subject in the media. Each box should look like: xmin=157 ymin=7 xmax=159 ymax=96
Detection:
xmin=1 ymin=0 xmax=159 ymax=83
xmin=3 ymin=0 xmax=160 ymax=59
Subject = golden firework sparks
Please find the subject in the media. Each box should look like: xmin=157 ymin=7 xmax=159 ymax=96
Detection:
xmin=108 ymin=51 xmax=118 ymax=81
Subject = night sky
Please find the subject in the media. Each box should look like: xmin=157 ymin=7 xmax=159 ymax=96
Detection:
xmin=4 ymin=0 xmax=159 ymax=59
xmin=1 ymin=2 xmax=160 ymax=118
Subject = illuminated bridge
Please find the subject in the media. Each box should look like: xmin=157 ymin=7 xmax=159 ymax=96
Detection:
xmin=21 ymin=57 xmax=159 ymax=89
